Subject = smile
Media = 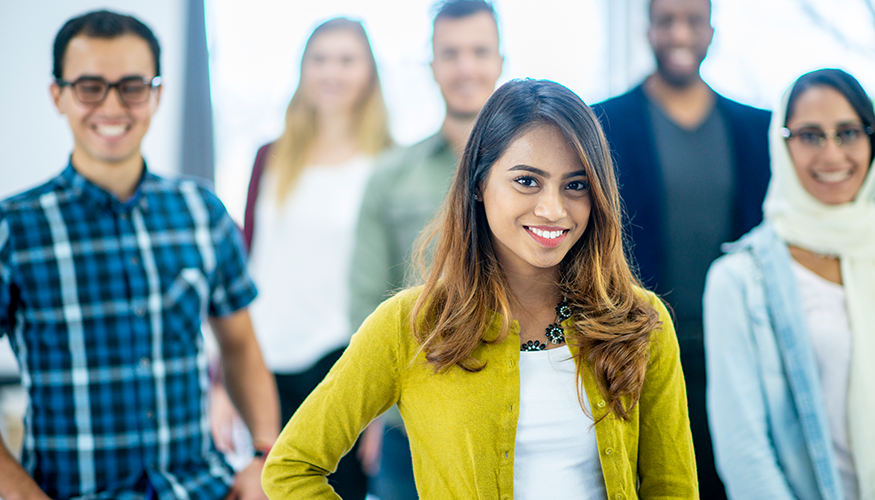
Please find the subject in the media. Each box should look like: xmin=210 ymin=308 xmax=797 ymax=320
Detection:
xmin=525 ymin=226 xmax=569 ymax=248
xmin=813 ymin=169 xmax=853 ymax=183
xmin=93 ymin=124 xmax=129 ymax=138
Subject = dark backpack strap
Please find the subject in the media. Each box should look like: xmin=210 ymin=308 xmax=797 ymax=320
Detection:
xmin=243 ymin=143 xmax=272 ymax=252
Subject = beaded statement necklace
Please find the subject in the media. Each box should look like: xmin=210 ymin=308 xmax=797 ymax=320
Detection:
xmin=520 ymin=297 xmax=572 ymax=352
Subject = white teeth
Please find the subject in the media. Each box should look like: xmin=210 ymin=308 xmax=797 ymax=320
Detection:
xmin=95 ymin=124 xmax=126 ymax=137
xmin=814 ymin=170 xmax=852 ymax=183
xmin=668 ymin=48 xmax=695 ymax=66
xmin=529 ymin=227 xmax=564 ymax=239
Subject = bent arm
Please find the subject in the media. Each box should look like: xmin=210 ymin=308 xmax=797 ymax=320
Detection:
xmin=0 ymin=438 xmax=51 ymax=500
xmin=636 ymin=296 xmax=698 ymax=499
xmin=703 ymin=256 xmax=796 ymax=499
xmin=262 ymin=296 xmax=404 ymax=499
xmin=209 ymin=309 xmax=280 ymax=449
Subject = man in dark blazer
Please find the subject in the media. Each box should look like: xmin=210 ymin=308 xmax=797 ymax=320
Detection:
xmin=592 ymin=0 xmax=770 ymax=497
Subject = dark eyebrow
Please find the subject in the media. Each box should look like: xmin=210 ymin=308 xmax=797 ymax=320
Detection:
xmin=71 ymin=74 xmax=149 ymax=82
xmin=794 ymin=120 xmax=865 ymax=129
xmin=508 ymin=165 xmax=587 ymax=180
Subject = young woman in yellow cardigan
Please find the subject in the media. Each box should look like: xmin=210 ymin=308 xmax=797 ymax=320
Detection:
xmin=262 ymin=79 xmax=699 ymax=499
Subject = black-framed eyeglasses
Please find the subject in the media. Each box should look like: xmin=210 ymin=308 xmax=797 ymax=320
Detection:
xmin=55 ymin=76 xmax=162 ymax=107
xmin=781 ymin=124 xmax=874 ymax=151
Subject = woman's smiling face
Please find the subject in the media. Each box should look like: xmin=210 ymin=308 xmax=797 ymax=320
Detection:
xmin=786 ymin=85 xmax=872 ymax=205
xmin=480 ymin=123 xmax=592 ymax=277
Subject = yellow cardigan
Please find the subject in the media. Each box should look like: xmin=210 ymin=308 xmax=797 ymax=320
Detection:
xmin=262 ymin=287 xmax=698 ymax=499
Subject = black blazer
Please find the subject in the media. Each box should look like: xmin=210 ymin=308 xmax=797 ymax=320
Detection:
xmin=591 ymin=84 xmax=772 ymax=293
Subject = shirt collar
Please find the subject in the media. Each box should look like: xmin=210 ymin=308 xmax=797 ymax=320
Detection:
xmin=59 ymin=159 xmax=151 ymax=215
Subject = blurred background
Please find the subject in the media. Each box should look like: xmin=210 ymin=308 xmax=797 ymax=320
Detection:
xmin=0 ymin=0 xmax=873 ymax=457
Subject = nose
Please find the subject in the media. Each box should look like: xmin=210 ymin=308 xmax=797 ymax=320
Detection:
xmin=97 ymin=86 xmax=128 ymax=113
xmin=819 ymin=135 xmax=846 ymax=162
xmin=533 ymin=188 xmax=567 ymax=222
xmin=455 ymin=52 xmax=478 ymax=77
xmin=669 ymin=19 xmax=695 ymax=45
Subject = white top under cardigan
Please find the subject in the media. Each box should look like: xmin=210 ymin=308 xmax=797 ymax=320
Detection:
xmin=790 ymin=260 xmax=858 ymax=500
xmin=515 ymin=345 xmax=607 ymax=499
xmin=248 ymin=156 xmax=373 ymax=373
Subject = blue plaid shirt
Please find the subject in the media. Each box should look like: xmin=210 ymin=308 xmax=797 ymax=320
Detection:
xmin=0 ymin=164 xmax=258 ymax=500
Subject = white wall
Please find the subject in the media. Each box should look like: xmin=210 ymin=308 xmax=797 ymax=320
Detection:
xmin=0 ymin=0 xmax=187 ymax=200
xmin=0 ymin=1 xmax=187 ymax=377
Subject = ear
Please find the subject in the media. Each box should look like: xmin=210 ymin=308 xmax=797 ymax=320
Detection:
xmin=704 ymin=24 xmax=715 ymax=47
xmin=646 ymin=26 xmax=657 ymax=50
xmin=50 ymin=83 xmax=65 ymax=114
xmin=152 ymin=83 xmax=163 ymax=110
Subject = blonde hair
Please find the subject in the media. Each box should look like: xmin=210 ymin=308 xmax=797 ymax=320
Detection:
xmin=267 ymin=18 xmax=392 ymax=202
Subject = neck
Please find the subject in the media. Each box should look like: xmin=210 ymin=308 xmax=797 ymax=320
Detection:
xmin=440 ymin=113 xmax=477 ymax=155
xmin=70 ymin=150 xmax=144 ymax=201
xmin=503 ymin=266 xmax=562 ymax=312
xmin=643 ymin=73 xmax=715 ymax=129
xmin=310 ymin=110 xmax=359 ymax=165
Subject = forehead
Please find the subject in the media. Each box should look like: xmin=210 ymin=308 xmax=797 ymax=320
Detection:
xmin=432 ymin=11 xmax=499 ymax=51
xmin=62 ymin=34 xmax=155 ymax=80
xmin=307 ymin=29 xmax=368 ymax=56
xmin=498 ymin=124 xmax=584 ymax=170
xmin=650 ymin=0 xmax=711 ymax=18
xmin=787 ymin=86 xmax=860 ymax=125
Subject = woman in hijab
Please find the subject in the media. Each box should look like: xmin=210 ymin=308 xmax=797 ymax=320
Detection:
xmin=704 ymin=68 xmax=875 ymax=499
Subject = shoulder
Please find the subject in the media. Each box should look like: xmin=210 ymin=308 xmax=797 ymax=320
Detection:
xmin=354 ymin=286 xmax=425 ymax=346
xmin=371 ymin=134 xmax=444 ymax=177
xmin=591 ymin=85 xmax=645 ymax=121
xmin=705 ymin=225 xmax=772 ymax=293
xmin=145 ymin=173 xmax=230 ymax=221
xmin=0 ymin=172 xmax=68 ymax=214
xmin=371 ymin=286 xmax=424 ymax=319
xmin=715 ymin=93 xmax=771 ymax=124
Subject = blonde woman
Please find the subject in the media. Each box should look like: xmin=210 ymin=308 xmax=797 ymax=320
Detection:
xmin=242 ymin=18 xmax=391 ymax=499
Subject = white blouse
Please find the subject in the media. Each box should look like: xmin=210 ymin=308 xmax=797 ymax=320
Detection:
xmin=247 ymin=155 xmax=373 ymax=374
xmin=791 ymin=260 xmax=858 ymax=500
xmin=514 ymin=345 xmax=607 ymax=500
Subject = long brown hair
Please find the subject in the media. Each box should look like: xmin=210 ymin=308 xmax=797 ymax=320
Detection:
xmin=411 ymin=79 xmax=660 ymax=421
xmin=267 ymin=18 xmax=392 ymax=202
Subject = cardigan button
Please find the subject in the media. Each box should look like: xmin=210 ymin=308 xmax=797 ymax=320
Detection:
xmin=597 ymin=400 xmax=606 ymax=408
xmin=615 ymin=494 xmax=623 ymax=500
xmin=605 ymin=447 xmax=613 ymax=455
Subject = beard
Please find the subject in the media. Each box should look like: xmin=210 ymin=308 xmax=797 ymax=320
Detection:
xmin=445 ymin=105 xmax=481 ymax=122
xmin=653 ymin=53 xmax=706 ymax=88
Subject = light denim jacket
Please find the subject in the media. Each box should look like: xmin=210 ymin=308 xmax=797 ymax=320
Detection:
xmin=703 ymin=222 xmax=845 ymax=500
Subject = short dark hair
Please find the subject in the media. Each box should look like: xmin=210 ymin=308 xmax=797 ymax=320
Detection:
xmin=786 ymin=68 xmax=875 ymax=163
xmin=53 ymin=10 xmax=161 ymax=80
xmin=648 ymin=0 xmax=712 ymax=22
xmin=432 ymin=0 xmax=497 ymax=24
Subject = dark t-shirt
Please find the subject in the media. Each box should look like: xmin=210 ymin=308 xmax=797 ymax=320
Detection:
xmin=648 ymin=99 xmax=735 ymax=334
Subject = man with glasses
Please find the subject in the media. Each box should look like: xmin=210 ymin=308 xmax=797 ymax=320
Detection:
xmin=0 ymin=10 xmax=279 ymax=500
xmin=591 ymin=0 xmax=771 ymax=498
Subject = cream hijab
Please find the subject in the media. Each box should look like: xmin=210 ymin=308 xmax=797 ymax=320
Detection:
xmin=763 ymin=84 xmax=875 ymax=498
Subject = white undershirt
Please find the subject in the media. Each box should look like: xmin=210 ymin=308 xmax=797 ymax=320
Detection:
xmin=248 ymin=156 xmax=373 ymax=373
xmin=790 ymin=260 xmax=858 ymax=500
xmin=515 ymin=345 xmax=607 ymax=500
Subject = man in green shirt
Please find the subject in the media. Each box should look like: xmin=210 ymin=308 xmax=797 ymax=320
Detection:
xmin=349 ymin=1 xmax=503 ymax=498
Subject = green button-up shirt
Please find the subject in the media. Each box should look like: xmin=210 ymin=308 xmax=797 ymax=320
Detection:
xmin=349 ymin=132 xmax=458 ymax=331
